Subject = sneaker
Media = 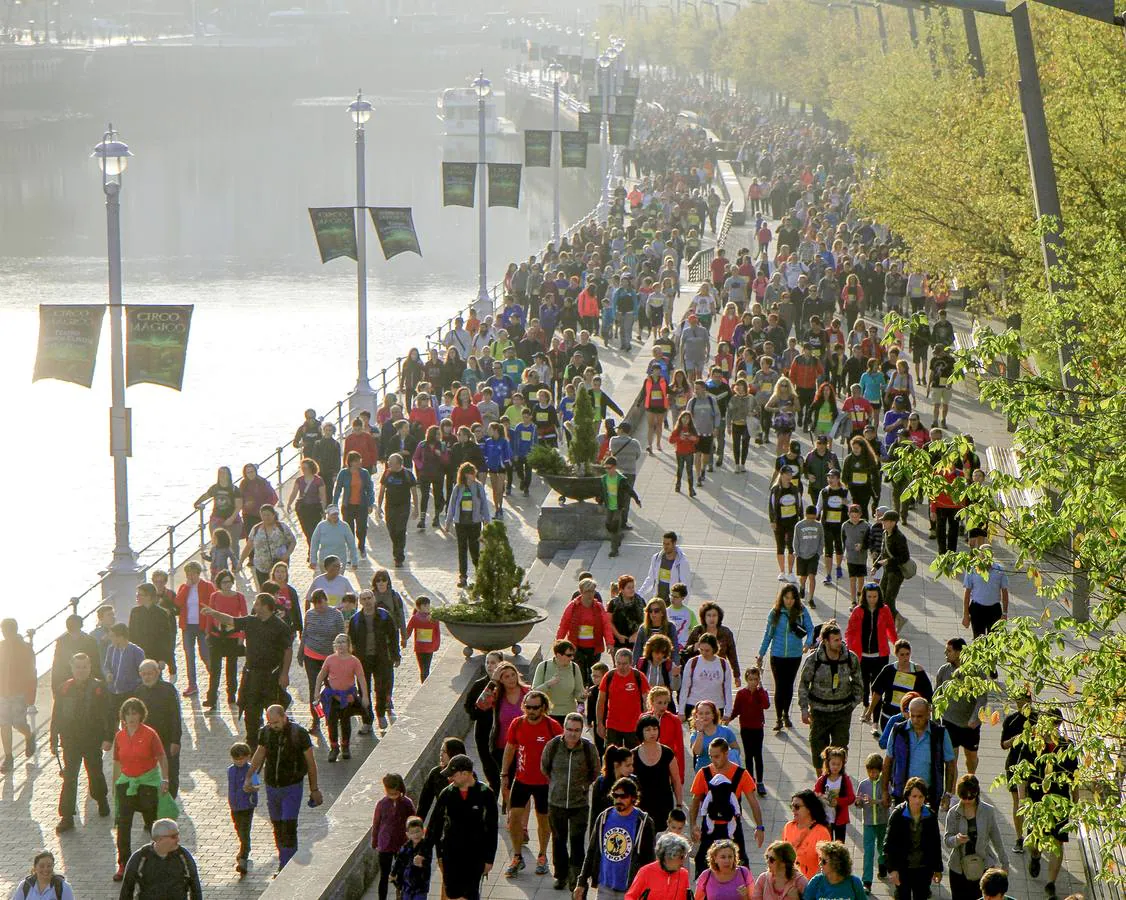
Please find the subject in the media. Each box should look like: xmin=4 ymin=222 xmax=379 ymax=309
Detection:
xmin=56 ymin=816 xmax=75 ymax=833
xmin=535 ymin=855 xmax=550 ymax=875
xmin=836 ymin=565 xmax=844 ymax=579
xmin=505 ymin=856 xmax=523 ymax=878
xmin=327 ymin=747 xmax=340 ymax=763
xmin=863 ymin=882 xmax=873 ymax=893
xmin=202 ymin=698 xmax=215 ymax=709
xmin=98 ymin=798 xmax=111 ymax=817
xmin=689 ymin=488 xmax=697 ymax=498
xmin=823 ymin=574 xmax=833 ymax=586
xmin=182 ymin=685 xmax=198 ymax=697
xmin=808 ymin=598 xmax=817 ymax=609
xmin=341 ymin=746 xmax=351 ymax=760
xmin=609 ymin=550 xmax=619 ymax=558
xmin=777 ymin=573 xmax=787 ymax=582
xmin=432 ymin=517 xmax=441 ymax=527
xmin=871 ymin=728 xmax=881 ymax=739
xmin=358 ymin=724 xmax=372 ymax=735
xmin=756 ymin=783 xmax=767 ymax=797
xmin=417 ymin=521 xmax=425 ymax=530
xmin=378 ymin=714 xmax=389 ymax=730
xmin=457 ymin=576 xmax=468 ymax=588
xmin=799 ymin=585 xmax=806 ymax=599
xmin=878 ymin=864 xmax=887 ymax=879
xmin=772 ymin=721 xmax=784 ymax=733
xmin=1030 ymin=856 xmax=1041 ymax=878
xmin=1012 ymin=839 xmax=1024 ymax=854
xmin=553 ymin=878 xmax=568 ymax=891
xmin=623 ymin=524 xmax=634 ymax=530
xmin=674 ymin=484 xmax=681 ymax=493
xmin=1045 ymin=882 xmax=1057 ymax=900
xmin=113 ymin=865 xmax=125 ymax=882
xmin=698 ymin=473 xmax=706 ymax=484
xmin=236 ymin=857 xmax=248 ymax=875
xmin=783 ymin=713 xmax=794 ymax=728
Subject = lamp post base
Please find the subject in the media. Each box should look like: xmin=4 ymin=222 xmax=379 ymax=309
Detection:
xmin=102 ymin=555 xmax=144 ymax=622
xmin=348 ymin=381 xmax=378 ymax=420
xmin=473 ymin=290 xmax=494 ymax=320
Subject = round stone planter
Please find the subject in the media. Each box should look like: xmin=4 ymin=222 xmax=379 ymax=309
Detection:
xmin=441 ymin=607 xmax=548 ymax=658
xmin=541 ymin=472 xmax=604 ymax=502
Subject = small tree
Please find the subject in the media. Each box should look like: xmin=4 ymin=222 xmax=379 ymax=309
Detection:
xmin=568 ymin=385 xmax=599 ymax=475
xmin=465 ymin=520 xmax=533 ymax=621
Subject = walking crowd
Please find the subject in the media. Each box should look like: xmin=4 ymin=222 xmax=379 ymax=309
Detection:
xmin=1 ymin=75 xmax=1074 ymax=900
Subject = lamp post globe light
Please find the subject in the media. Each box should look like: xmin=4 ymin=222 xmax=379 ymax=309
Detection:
xmin=472 ymin=71 xmax=493 ymax=318
xmin=347 ymin=90 xmax=376 ymax=417
xmin=91 ymin=126 xmax=143 ymax=620
xmin=546 ymin=61 xmax=565 ymax=248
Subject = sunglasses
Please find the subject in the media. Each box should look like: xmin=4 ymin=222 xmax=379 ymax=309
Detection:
xmin=611 ymin=792 xmax=630 ymax=800
xmin=524 ymin=704 xmax=543 ymax=711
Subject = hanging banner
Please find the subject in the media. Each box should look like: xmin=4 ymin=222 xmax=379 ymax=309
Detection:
xmin=308 ymin=207 xmax=358 ymax=263
xmin=578 ymin=112 xmax=601 ymax=144
xmin=369 ymin=207 xmax=422 ymax=260
xmin=125 ymin=305 xmax=193 ymax=391
xmin=561 ymin=131 xmax=589 ymax=168
xmin=32 ymin=304 xmax=106 ymax=388
xmin=622 ymin=75 xmax=641 ymax=96
xmin=609 ymin=114 xmax=633 ymax=146
xmin=525 ymin=130 xmax=552 ymax=167
xmin=442 ymin=162 xmax=478 ymax=207
xmin=615 ymin=94 xmax=637 ymax=118
xmin=487 ymin=163 xmax=522 ymax=208
xmin=588 ymin=94 xmax=604 ymax=115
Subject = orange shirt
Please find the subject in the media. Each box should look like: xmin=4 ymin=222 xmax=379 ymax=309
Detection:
xmin=690 ymin=760 xmax=757 ymax=802
xmin=349 ymin=473 xmax=363 ymax=505
xmin=781 ymin=821 xmax=832 ymax=879
xmin=114 ymin=723 xmax=164 ymax=777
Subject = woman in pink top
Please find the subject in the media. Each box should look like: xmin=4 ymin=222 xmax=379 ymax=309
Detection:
xmin=313 ymin=634 xmax=368 ymax=762
xmin=695 ymin=839 xmax=753 ymax=900
xmin=752 ymin=840 xmax=808 ymax=900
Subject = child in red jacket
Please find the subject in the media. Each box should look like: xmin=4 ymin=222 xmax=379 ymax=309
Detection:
xmin=670 ymin=412 xmax=700 ymax=496
xmin=814 ymin=746 xmax=857 ymax=841
xmin=725 ymin=666 xmax=770 ymax=796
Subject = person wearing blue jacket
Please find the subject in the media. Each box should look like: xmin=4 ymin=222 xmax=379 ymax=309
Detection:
xmin=442 ymin=463 xmax=493 ymax=587
xmin=481 ymin=422 xmax=513 ymax=518
xmin=510 ymin=408 xmax=538 ymax=497
xmin=332 ymin=452 xmax=376 ymax=556
xmin=308 ymin=506 xmax=359 ymax=569
xmin=754 ymin=583 xmax=814 ymax=733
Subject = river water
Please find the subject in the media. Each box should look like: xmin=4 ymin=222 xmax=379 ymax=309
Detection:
xmin=0 ymin=43 xmax=598 ymax=649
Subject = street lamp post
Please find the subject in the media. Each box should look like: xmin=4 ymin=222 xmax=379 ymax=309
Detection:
xmin=597 ymin=54 xmax=611 ymax=219
xmin=473 ymin=72 xmax=493 ymax=318
xmin=546 ymin=61 xmax=564 ymax=248
xmin=92 ymin=126 xmax=142 ymax=619
xmin=347 ymin=91 xmax=375 ymax=418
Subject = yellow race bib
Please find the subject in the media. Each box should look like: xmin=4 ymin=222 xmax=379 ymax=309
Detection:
xmin=461 ymin=499 xmax=474 ymax=512
xmin=826 ymin=510 xmax=842 ymax=523
xmin=852 ymin=472 xmax=868 ymax=484
xmin=417 ymin=628 xmax=433 ymax=644
xmin=659 ymin=567 xmax=671 ymax=583
xmin=579 ymin=624 xmax=595 ymax=640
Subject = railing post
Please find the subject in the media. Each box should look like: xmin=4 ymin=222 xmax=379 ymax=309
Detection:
xmin=336 ymin=401 xmax=344 ymax=435
xmin=275 ymin=447 xmax=284 ymax=489
xmin=167 ymin=525 xmax=176 ymax=588
xmin=198 ymin=505 xmax=207 ymax=559
xmin=70 ymin=597 xmax=79 ymax=615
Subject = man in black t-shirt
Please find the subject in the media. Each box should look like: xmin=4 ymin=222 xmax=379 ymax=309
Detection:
xmin=378 ymin=453 xmax=421 ymax=567
xmin=200 ymin=593 xmax=292 ymax=750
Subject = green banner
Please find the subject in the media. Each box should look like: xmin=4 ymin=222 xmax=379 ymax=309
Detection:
xmin=561 ymin=131 xmax=589 ymax=168
xmin=369 ymin=207 xmax=422 ymax=260
xmin=308 ymin=207 xmax=358 ymax=263
xmin=525 ymin=129 xmax=552 ymax=167
xmin=125 ymin=305 xmax=193 ymax=391
xmin=622 ymin=74 xmax=641 ymax=96
xmin=487 ymin=163 xmax=522 ymax=208
xmin=588 ymin=94 xmax=603 ymax=116
xmin=578 ymin=112 xmax=600 ymax=144
xmin=609 ymin=113 xmax=633 ymax=146
xmin=442 ymin=162 xmax=477 ymax=207
xmin=32 ymin=304 xmax=106 ymax=388
xmin=615 ymin=94 xmax=637 ymax=117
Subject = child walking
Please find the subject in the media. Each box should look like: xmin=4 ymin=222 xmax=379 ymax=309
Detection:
xmin=813 ymin=746 xmax=856 ymax=842
xmin=372 ymin=773 xmax=416 ymax=900
xmin=856 ymin=752 xmax=889 ymax=891
xmin=793 ymin=505 xmax=824 ymax=609
xmin=391 ymin=815 xmax=432 ymax=900
xmin=670 ymin=411 xmax=700 ymax=496
xmin=227 ymin=742 xmax=258 ymax=876
xmin=405 ymin=596 xmax=441 ymax=681
xmin=313 ymin=633 xmax=369 ymax=762
xmin=726 ymin=666 xmax=770 ymax=796
xmin=209 ymin=527 xmax=239 ymax=580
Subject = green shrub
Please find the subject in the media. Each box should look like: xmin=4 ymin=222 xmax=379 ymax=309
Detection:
xmin=568 ymin=385 xmax=599 ymax=474
xmin=433 ymin=519 xmax=534 ymax=623
xmin=528 ymin=443 xmax=569 ymax=475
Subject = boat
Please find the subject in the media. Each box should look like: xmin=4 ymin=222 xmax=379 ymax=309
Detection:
xmin=437 ymin=86 xmax=517 ymax=137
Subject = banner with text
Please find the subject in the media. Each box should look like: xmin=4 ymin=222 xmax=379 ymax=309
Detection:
xmin=615 ymin=94 xmax=637 ymax=117
xmin=370 ymin=207 xmax=422 ymax=260
xmin=524 ymin=130 xmax=552 ymax=167
xmin=561 ymin=131 xmax=589 ymax=168
xmin=308 ymin=207 xmax=358 ymax=263
xmin=32 ymin=304 xmax=106 ymax=388
xmin=442 ymin=162 xmax=478 ymax=207
xmin=125 ymin=305 xmax=193 ymax=391
xmin=487 ymin=163 xmax=522 ymax=208
xmin=609 ymin=114 xmax=633 ymax=146
xmin=578 ymin=112 xmax=600 ymax=144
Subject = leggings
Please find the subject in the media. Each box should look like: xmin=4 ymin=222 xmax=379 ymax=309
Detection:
xmin=303 ymin=654 xmax=325 ymax=724
xmin=418 ymin=480 xmax=444 ymax=519
xmin=860 ymin=655 xmax=888 ymax=705
xmin=377 ymin=850 xmax=396 ymax=900
xmin=850 ymin=486 xmax=874 ymax=518
xmin=675 ymin=453 xmax=695 ymax=488
xmin=343 ymin=503 xmax=370 ymax=551
xmin=731 ymin=423 xmax=750 ymax=464
xmin=935 ymin=507 xmax=959 ymax=554
xmin=770 ymin=655 xmax=803 ymax=721
xmin=740 ymin=726 xmax=765 ymax=781
xmin=822 ymin=522 xmax=844 ymax=557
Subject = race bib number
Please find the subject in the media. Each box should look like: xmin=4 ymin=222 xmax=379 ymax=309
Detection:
xmin=852 ymin=472 xmax=868 ymax=484
xmin=461 ymin=499 xmax=475 ymax=512
xmin=651 ymin=390 xmax=663 ymax=400
xmin=780 ymin=493 xmax=797 ymax=518
xmin=826 ymin=510 xmax=842 ymax=523
xmin=579 ymin=624 xmax=595 ymax=640
xmin=659 ymin=567 xmax=671 ymax=583
xmin=537 ymin=411 xmax=549 ymax=421
xmin=417 ymin=628 xmax=433 ymax=644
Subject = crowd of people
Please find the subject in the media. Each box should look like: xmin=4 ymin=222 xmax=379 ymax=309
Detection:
xmin=0 ymin=75 xmax=1077 ymax=900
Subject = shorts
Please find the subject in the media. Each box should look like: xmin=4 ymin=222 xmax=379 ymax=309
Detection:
xmin=944 ymin=720 xmax=981 ymax=753
xmin=774 ymin=522 xmax=796 ymax=555
xmin=0 ymin=695 xmax=27 ymax=728
xmin=847 ymin=562 xmax=869 ymax=578
xmin=696 ymin=435 xmax=714 ymax=454
xmin=796 ymin=556 xmax=819 ymax=577
xmin=509 ymin=779 xmax=550 ymax=814
xmin=932 ymin=386 xmax=952 ymax=405
xmin=443 ymin=861 xmax=487 ymax=900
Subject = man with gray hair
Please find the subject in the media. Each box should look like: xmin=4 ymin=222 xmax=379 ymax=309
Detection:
xmin=133 ymin=659 xmax=184 ymax=798
xmin=542 ymin=712 xmax=599 ymax=890
xmin=119 ymin=817 xmax=202 ymax=899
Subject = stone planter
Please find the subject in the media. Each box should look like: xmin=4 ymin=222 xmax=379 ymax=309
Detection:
xmin=541 ymin=472 xmax=604 ymax=502
xmin=441 ymin=607 xmax=548 ymax=658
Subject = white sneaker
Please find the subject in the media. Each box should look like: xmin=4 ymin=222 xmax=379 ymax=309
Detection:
xmin=777 ymin=573 xmax=787 ymax=582
xmin=787 ymin=573 xmax=799 ymax=583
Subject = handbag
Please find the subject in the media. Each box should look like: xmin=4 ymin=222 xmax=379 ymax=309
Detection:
xmin=900 ymin=559 xmax=918 ymax=579
xmin=961 ymin=852 xmax=987 ymax=881
xmin=788 ymin=611 xmax=808 ymax=639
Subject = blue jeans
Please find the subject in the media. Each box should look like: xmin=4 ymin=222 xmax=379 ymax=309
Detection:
xmin=863 ymin=822 xmax=886 ymax=883
xmin=182 ymin=624 xmax=208 ymax=688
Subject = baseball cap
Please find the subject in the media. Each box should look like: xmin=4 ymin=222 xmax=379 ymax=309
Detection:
xmin=441 ymin=754 xmax=475 ymax=777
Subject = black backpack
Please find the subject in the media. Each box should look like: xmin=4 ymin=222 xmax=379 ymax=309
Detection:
xmin=20 ymin=876 xmax=65 ymax=900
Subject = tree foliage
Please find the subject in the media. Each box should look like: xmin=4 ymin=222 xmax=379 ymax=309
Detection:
xmin=568 ymin=385 xmax=599 ymax=474
xmin=435 ymin=520 xmax=534 ymax=623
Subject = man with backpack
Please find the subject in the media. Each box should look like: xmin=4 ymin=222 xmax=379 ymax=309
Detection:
xmin=242 ymin=704 xmax=321 ymax=875
xmin=118 ymin=818 xmax=202 ymax=899
xmin=688 ymin=379 xmax=722 ymax=482
xmin=797 ymin=621 xmax=864 ymax=769
xmin=596 ymin=649 xmax=651 ymax=749
xmin=687 ymin=738 xmax=766 ymax=875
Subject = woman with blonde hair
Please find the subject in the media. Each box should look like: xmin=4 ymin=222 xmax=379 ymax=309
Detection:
xmin=763 ymin=376 xmax=798 ymax=454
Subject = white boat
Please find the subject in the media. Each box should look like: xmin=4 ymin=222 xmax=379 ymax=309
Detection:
xmin=437 ymin=87 xmax=517 ymax=137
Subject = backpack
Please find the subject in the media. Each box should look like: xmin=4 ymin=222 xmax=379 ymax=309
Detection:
xmin=699 ymin=764 xmax=745 ymax=829
xmin=134 ymin=845 xmax=193 ymax=890
xmin=20 ymin=876 xmax=65 ymax=900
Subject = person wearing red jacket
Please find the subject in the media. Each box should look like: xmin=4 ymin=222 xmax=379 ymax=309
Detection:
xmin=173 ymin=561 xmax=217 ymax=697
xmin=556 ymin=578 xmax=613 ymax=686
xmin=788 ymin=344 xmax=823 ymax=430
xmin=930 ymin=466 xmax=965 ymax=555
xmin=813 ymin=746 xmax=857 ymax=840
xmin=726 ymin=666 xmax=771 ymax=795
xmin=646 ymin=686 xmax=686 ymax=782
xmin=625 ymin=836 xmax=692 ymax=900
xmin=343 ymin=419 xmax=379 ymax=472
xmin=845 ymin=582 xmax=898 ymax=711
